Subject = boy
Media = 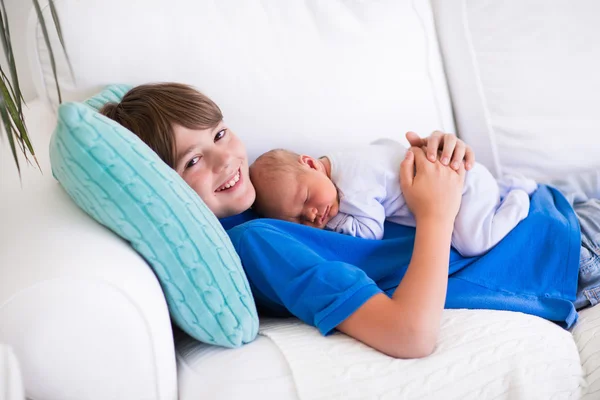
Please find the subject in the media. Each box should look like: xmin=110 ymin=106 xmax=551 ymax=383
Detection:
xmin=100 ymin=83 xmax=594 ymax=358
xmin=250 ymin=138 xmax=538 ymax=257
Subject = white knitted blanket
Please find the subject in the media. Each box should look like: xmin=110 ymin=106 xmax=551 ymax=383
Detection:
xmin=259 ymin=309 xmax=584 ymax=400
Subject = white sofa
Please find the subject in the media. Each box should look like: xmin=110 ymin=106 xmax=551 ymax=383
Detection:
xmin=1 ymin=1 xmax=600 ymax=399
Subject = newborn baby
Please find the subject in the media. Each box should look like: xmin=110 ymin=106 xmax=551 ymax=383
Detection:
xmin=249 ymin=138 xmax=537 ymax=257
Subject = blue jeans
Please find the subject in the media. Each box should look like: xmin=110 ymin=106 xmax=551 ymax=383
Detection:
xmin=548 ymin=170 xmax=600 ymax=309
xmin=574 ymin=200 xmax=600 ymax=310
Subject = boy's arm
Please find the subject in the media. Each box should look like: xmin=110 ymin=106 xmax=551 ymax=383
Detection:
xmin=235 ymin=217 xmax=449 ymax=359
xmin=338 ymin=147 xmax=465 ymax=359
xmin=337 ymin=216 xmax=453 ymax=358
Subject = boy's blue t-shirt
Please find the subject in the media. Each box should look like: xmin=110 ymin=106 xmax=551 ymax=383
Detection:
xmin=222 ymin=185 xmax=581 ymax=335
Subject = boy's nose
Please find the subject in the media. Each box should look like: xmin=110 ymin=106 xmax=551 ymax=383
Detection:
xmin=210 ymin=148 xmax=232 ymax=173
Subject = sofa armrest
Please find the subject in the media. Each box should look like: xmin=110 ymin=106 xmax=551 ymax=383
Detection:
xmin=0 ymin=179 xmax=177 ymax=400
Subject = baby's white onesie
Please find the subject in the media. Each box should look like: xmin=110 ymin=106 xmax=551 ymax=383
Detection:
xmin=325 ymin=139 xmax=537 ymax=257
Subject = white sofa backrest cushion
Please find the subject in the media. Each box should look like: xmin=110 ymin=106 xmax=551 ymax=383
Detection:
xmin=28 ymin=0 xmax=454 ymax=162
xmin=433 ymin=0 xmax=600 ymax=181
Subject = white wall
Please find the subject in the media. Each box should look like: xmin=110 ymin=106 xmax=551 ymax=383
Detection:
xmin=1 ymin=0 xmax=36 ymax=102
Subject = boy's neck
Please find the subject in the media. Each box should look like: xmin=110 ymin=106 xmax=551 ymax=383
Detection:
xmin=319 ymin=156 xmax=332 ymax=179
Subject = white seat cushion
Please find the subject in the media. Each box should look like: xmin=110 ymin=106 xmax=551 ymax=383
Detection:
xmin=0 ymin=344 xmax=25 ymax=400
xmin=176 ymin=333 xmax=297 ymax=400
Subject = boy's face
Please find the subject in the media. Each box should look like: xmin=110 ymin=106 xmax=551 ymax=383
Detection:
xmin=173 ymin=122 xmax=256 ymax=218
xmin=256 ymin=158 xmax=339 ymax=229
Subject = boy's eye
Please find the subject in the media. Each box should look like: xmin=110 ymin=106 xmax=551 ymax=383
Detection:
xmin=186 ymin=156 xmax=200 ymax=169
xmin=214 ymin=129 xmax=226 ymax=141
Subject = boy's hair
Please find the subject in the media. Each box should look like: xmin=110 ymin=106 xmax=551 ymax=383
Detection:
xmin=100 ymin=82 xmax=222 ymax=168
xmin=249 ymin=149 xmax=305 ymax=215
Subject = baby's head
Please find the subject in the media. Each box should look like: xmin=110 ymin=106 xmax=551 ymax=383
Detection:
xmin=250 ymin=149 xmax=339 ymax=229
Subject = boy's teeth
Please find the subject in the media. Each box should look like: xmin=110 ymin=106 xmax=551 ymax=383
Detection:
xmin=217 ymin=171 xmax=240 ymax=192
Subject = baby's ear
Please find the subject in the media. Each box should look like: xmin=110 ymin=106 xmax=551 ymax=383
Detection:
xmin=299 ymin=154 xmax=316 ymax=169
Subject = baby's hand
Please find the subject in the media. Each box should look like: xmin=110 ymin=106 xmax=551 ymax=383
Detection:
xmin=406 ymin=131 xmax=475 ymax=171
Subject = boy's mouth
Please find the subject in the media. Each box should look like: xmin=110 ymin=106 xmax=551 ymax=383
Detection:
xmin=215 ymin=168 xmax=241 ymax=193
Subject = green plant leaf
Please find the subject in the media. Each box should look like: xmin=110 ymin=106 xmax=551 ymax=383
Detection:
xmin=48 ymin=0 xmax=73 ymax=80
xmin=0 ymin=67 xmax=19 ymax=107
xmin=0 ymin=81 xmax=33 ymax=154
xmin=0 ymin=0 xmax=23 ymax=118
xmin=32 ymin=0 xmax=62 ymax=104
xmin=0 ymin=0 xmax=27 ymax=176
xmin=1 ymin=0 xmax=69 ymax=176
xmin=0 ymin=94 xmax=20 ymax=175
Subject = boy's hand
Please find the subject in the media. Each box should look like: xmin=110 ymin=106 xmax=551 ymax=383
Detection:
xmin=400 ymin=147 xmax=466 ymax=226
xmin=406 ymin=131 xmax=475 ymax=171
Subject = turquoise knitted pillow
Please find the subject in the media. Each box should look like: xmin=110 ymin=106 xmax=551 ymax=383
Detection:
xmin=49 ymin=86 xmax=259 ymax=348
xmin=83 ymin=84 xmax=132 ymax=111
